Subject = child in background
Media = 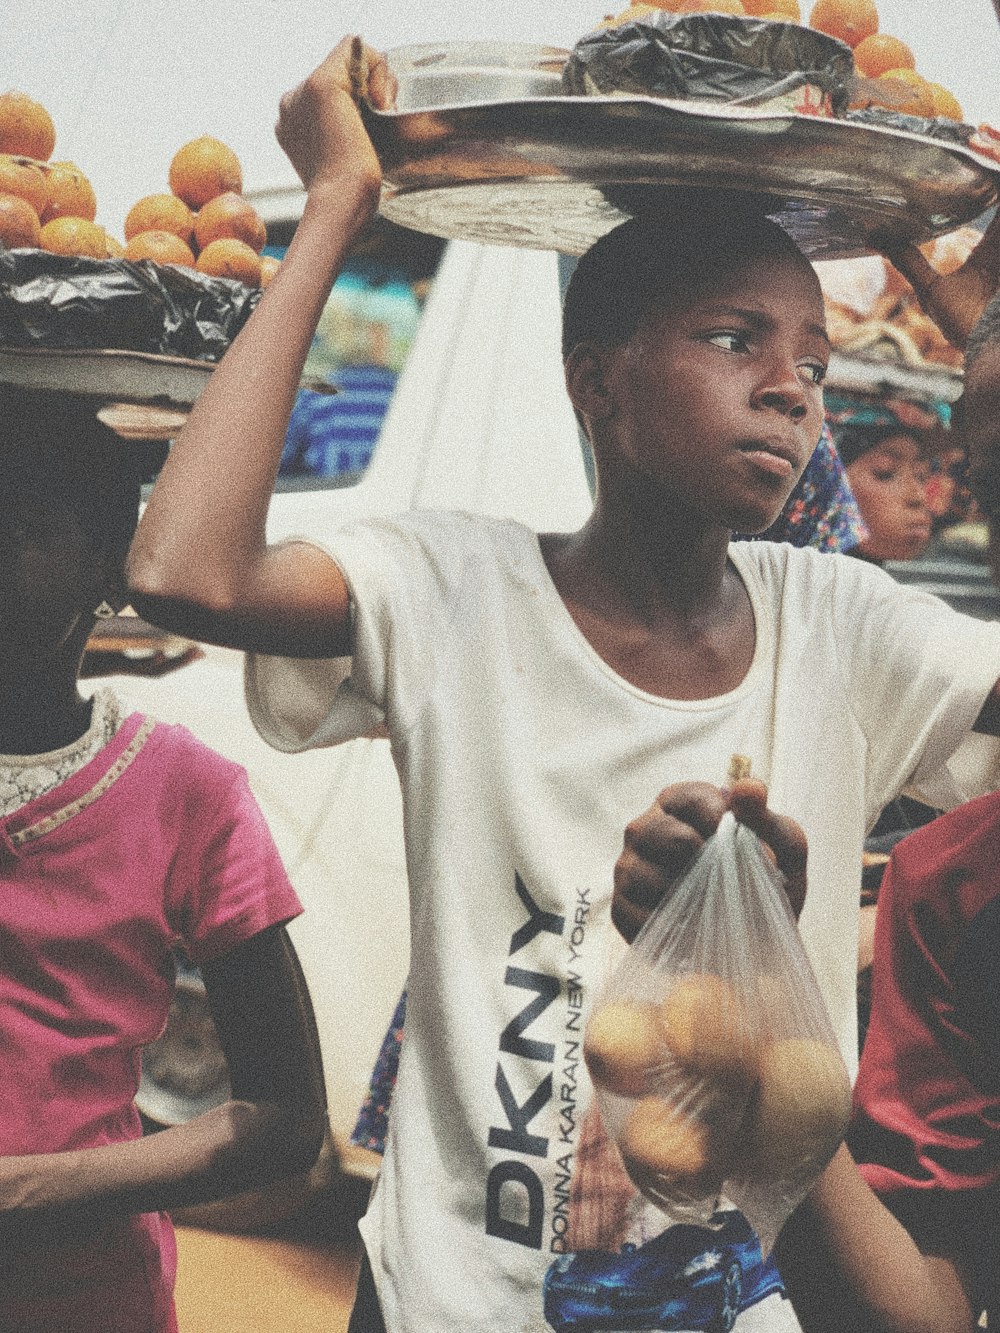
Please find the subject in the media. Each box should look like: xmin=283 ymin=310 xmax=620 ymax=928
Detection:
xmin=0 ymin=387 xmax=326 ymax=1333
xmin=126 ymin=39 xmax=1000 ymax=1333
xmin=830 ymin=412 xmax=934 ymax=564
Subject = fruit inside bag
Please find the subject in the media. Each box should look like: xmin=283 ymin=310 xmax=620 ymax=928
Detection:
xmin=584 ymin=803 xmax=852 ymax=1255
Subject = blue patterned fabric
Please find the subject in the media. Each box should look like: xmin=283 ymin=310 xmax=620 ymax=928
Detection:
xmin=280 ymin=365 xmax=398 ymax=479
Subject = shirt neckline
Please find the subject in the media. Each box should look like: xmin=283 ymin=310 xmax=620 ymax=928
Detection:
xmin=0 ymin=711 xmax=150 ymax=846
xmin=522 ymin=527 xmax=771 ymax=711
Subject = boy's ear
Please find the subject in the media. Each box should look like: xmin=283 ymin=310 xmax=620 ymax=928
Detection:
xmin=565 ymin=342 xmax=616 ymax=425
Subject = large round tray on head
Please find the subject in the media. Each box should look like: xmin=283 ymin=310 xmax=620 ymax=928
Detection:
xmin=365 ymin=42 xmax=1000 ymax=260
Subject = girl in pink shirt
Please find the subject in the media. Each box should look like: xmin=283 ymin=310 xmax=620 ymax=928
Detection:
xmin=0 ymin=385 xmax=327 ymax=1332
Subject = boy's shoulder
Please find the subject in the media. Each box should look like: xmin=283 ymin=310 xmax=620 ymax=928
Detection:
xmin=351 ymin=507 xmax=528 ymax=546
xmin=731 ymin=539 xmax=895 ymax=598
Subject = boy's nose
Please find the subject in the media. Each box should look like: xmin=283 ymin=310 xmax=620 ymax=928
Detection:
xmin=753 ymin=385 xmax=809 ymax=420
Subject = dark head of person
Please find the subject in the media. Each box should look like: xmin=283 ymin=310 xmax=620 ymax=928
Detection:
xmin=0 ymin=385 xmax=168 ymax=655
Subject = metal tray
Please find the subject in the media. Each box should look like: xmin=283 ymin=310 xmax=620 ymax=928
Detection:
xmin=365 ymin=84 xmax=1000 ymax=259
xmin=0 ymin=345 xmax=333 ymax=411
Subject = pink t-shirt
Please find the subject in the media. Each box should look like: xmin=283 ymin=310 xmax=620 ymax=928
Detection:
xmin=0 ymin=712 xmax=302 ymax=1332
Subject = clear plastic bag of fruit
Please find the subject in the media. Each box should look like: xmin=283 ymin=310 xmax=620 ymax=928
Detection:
xmin=584 ymin=779 xmax=852 ymax=1254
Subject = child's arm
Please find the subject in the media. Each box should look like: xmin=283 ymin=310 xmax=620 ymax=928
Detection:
xmin=126 ymin=38 xmax=394 ymax=659
xmin=611 ymin=777 xmax=808 ymax=942
xmin=772 ymin=1145 xmax=981 ymax=1333
xmin=0 ymin=925 xmax=326 ymax=1243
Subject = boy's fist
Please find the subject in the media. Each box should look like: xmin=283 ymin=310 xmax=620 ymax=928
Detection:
xmin=275 ymin=36 xmax=396 ymax=198
xmin=611 ymin=778 xmax=807 ymax=943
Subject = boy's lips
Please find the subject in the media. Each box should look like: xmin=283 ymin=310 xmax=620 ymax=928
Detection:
xmin=735 ymin=438 xmax=800 ymax=479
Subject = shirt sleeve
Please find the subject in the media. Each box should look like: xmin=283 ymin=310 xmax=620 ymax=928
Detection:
xmin=165 ymin=750 xmax=303 ymax=964
xmin=828 ymin=556 xmax=1000 ymax=823
xmin=245 ymin=512 xmax=475 ymax=753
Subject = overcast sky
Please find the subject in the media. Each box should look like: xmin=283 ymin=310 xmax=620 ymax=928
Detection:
xmin=5 ymin=0 xmax=1000 ymax=236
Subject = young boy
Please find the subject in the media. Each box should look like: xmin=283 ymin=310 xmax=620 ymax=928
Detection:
xmin=127 ymin=39 xmax=1000 ymax=1333
xmin=616 ymin=298 xmax=1000 ymax=1332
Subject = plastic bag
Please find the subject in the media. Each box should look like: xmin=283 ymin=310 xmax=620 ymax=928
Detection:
xmin=562 ymin=13 xmax=854 ymax=117
xmin=0 ymin=249 xmax=261 ymax=361
xmin=843 ymin=105 xmax=974 ymax=144
xmin=584 ymin=809 xmax=851 ymax=1254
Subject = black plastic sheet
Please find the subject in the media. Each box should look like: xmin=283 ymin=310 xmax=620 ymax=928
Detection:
xmin=843 ymin=106 xmax=975 ymax=144
xmin=0 ymin=249 xmax=261 ymax=361
xmin=563 ymin=13 xmax=854 ymax=115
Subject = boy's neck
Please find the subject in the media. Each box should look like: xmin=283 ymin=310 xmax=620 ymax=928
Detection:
xmin=559 ymin=498 xmax=733 ymax=620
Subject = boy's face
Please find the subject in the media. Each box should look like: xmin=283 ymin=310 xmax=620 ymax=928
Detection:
xmin=846 ymin=435 xmax=932 ymax=563
xmin=961 ymin=344 xmax=1000 ymax=579
xmin=590 ymin=250 xmax=828 ymax=535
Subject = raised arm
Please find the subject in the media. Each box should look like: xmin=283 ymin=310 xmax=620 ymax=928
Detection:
xmin=876 ymin=210 xmax=1000 ymax=353
xmin=127 ymin=38 xmax=395 ymax=657
xmin=0 ymin=926 xmax=327 ymax=1247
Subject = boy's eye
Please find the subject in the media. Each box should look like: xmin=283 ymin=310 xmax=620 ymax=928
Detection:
xmin=800 ymin=362 xmax=827 ymax=386
xmin=872 ymin=468 xmax=897 ymax=483
xmin=706 ymin=330 xmax=751 ymax=353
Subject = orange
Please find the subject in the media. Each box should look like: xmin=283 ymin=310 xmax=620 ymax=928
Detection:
xmin=674 ymin=0 xmax=746 ymax=11
xmin=808 ymin=0 xmax=877 ymax=47
xmin=741 ymin=1039 xmax=852 ymax=1180
xmin=259 ymin=254 xmax=281 ymax=287
xmin=124 ymin=192 xmax=195 ymax=244
xmin=0 ymin=154 xmax=48 ymax=214
xmin=852 ymin=33 xmax=915 ymax=77
xmin=195 ymin=237 xmax=262 ymax=285
xmin=124 ymin=229 xmax=196 ymax=266
xmin=38 ymin=215 xmax=108 ymax=258
xmin=927 ymin=81 xmax=963 ymax=121
xmin=743 ymin=0 xmax=800 ymax=15
xmin=584 ymin=1001 xmax=665 ymax=1098
xmin=0 ymin=91 xmax=56 ymax=161
xmin=40 ymin=161 xmax=97 ymax=224
xmin=596 ymin=3 xmax=662 ymax=24
xmin=0 ymin=193 xmax=41 ymax=248
xmin=168 ymin=136 xmax=243 ymax=208
xmin=193 ymin=191 xmax=266 ymax=254
xmin=102 ymin=230 xmax=126 ymax=259
xmin=876 ymin=68 xmax=936 ymax=117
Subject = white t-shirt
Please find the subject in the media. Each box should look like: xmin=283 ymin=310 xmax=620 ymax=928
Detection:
xmin=246 ymin=511 xmax=1000 ymax=1333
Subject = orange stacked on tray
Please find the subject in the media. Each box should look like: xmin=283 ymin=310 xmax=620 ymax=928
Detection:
xmin=0 ymin=93 xmax=280 ymax=289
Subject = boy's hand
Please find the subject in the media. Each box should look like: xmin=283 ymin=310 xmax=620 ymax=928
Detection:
xmin=275 ymin=36 xmax=396 ymax=199
xmin=611 ymin=778 xmax=808 ymax=943
xmin=876 ymin=211 xmax=1000 ymax=352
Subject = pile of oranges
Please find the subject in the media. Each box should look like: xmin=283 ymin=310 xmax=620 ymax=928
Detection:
xmin=599 ymin=0 xmax=964 ymax=121
xmin=0 ymin=91 xmax=279 ymax=289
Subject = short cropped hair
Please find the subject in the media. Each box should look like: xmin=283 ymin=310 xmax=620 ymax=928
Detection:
xmin=964 ymin=291 xmax=1000 ymax=377
xmin=562 ymin=198 xmax=809 ymax=359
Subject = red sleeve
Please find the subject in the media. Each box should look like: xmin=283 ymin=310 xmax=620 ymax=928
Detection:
xmin=850 ymin=795 xmax=1000 ymax=1207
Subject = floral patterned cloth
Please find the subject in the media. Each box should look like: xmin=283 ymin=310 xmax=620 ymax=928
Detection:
xmin=735 ymin=420 xmax=867 ymax=552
